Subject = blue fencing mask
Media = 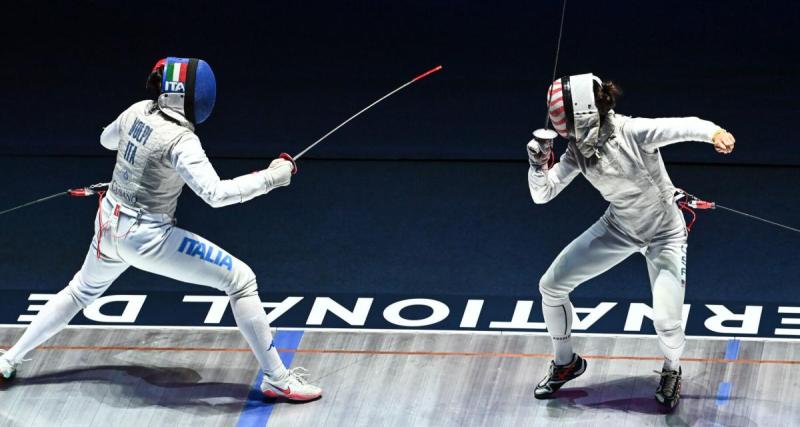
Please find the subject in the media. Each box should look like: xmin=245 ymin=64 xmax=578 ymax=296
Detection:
xmin=150 ymin=57 xmax=216 ymax=125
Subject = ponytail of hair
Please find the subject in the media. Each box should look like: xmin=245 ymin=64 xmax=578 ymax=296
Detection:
xmin=594 ymin=80 xmax=622 ymax=117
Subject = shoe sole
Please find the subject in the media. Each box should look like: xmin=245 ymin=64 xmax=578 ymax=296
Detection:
xmin=655 ymin=395 xmax=679 ymax=410
xmin=655 ymin=388 xmax=680 ymax=410
xmin=534 ymin=358 xmax=587 ymax=400
xmin=262 ymin=389 xmax=322 ymax=402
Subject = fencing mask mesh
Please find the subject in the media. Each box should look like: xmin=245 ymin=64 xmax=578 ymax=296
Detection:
xmin=547 ymin=73 xmax=604 ymax=157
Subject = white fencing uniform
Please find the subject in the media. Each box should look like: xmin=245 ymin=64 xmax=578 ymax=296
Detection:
xmin=3 ymin=100 xmax=293 ymax=378
xmin=68 ymin=192 xmax=260 ymax=308
xmin=66 ymin=100 xmax=290 ymax=307
xmin=529 ymin=113 xmax=720 ymax=368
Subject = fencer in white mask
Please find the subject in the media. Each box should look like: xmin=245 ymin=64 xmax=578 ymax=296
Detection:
xmin=0 ymin=57 xmax=322 ymax=402
xmin=527 ymin=73 xmax=735 ymax=409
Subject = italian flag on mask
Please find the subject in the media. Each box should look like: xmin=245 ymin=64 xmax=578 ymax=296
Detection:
xmin=166 ymin=61 xmax=188 ymax=84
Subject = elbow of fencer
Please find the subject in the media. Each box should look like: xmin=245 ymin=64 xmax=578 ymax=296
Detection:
xmin=100 ymin=139 xmax=117 ymax=151
xmin=196 ymin=180 xmax=242 ymax=208
xmin=201 ymin=193 xmax=231 ymax=208
xmin=204 ymin=198 xmax=227 ymax=208
xmin=532 ymin=198 xmax=549 ymax=205
xmin=530 ymin=191 xmax=551 ymax=205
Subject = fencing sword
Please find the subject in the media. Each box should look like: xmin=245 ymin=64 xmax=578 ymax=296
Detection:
xmin=278 ymin=65 xmax=444 ymax=172
xmin=1 ymin=65 xmax=444 ymax=216
xmin=0 ymin=182 xmax=108 ymax=217
xmin=530 ymin=0 xmax=568 ymax=168
xmin=678 ymin=191 xmax=800 ymax=235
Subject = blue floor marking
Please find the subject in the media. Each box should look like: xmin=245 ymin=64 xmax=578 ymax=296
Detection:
xmin=237 ymin=330 xmax=305 ymax=427
xmin=724 ymin=339 xmax=740 ymax=360
xmin=716 ymin=338 xmax=739 ymax=406
xmin=716 ymin=382 xmax=732 ymax=406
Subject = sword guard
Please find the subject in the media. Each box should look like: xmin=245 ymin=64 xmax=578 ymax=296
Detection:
xmin=280 ymin=153 xmax=298 ymax=175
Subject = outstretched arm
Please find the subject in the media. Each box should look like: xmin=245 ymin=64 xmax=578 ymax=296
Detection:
xmin=170 ymin=136 xmax=293 ymax=208
xmin=527 ymin=142 xmax=581 ymax=204
xmin=622 ymin=116 xmax=734 ymax=153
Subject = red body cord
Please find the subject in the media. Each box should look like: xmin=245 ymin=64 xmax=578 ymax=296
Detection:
xmin=677 ymin=201 xmax=697 ymax=232
xmin=95 ymin=191 xmax=106 ymax=259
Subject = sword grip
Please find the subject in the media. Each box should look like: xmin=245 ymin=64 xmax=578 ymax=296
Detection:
xmin=690 ymin=200 xmax=716 ymax=210
xmin=280 ymin=153 xmax=298 ymax=175
xmin=67 ymin=188 xmax=90 ymax=197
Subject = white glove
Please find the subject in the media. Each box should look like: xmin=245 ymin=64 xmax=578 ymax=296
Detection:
xmin=527 ymin=128 xmax=557 ymax=170
xmin=527 ymin=139 xmax=552 ymax=168
xmin=266 ymin=158 xmax=293 ymax=187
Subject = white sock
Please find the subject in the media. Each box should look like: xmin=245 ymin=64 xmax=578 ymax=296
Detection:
xmin=4 ymin=287 xmax=81 ymax=363
xmin=657 ymin=325 xmax=685 ymax=371
xmin=542 ymin=300 xmax=574 ymax=365
xmin=229 ymin=294 xmax=288 ymax=378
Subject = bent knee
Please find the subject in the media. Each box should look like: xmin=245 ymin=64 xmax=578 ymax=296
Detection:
xmin=538 ymin=274 xmax=569 ymax=306
xmin=653 ymin=317 xmax=682 ymax=334
xmin=67 ymin=273 xmax=105 ymax=308
xmin=226 ymin=264 xmax=259 ymax=300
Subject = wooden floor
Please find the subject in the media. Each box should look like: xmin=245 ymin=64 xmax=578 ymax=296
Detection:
xmin=0 ymin=327 xmax=798 ymax=426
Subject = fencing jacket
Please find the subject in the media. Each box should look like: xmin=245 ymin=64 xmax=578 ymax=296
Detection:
xmin=528 ymin=112 xmax=720 ymax=243
xmin=101 ymin=100 xmax=282 ymax=217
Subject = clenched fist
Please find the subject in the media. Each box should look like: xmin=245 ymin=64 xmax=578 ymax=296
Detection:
xmin=528 ymin=129 xmax=558 ymax=170
xmin=713 ymin=130 xmax=735 ymax=154
xmin=266 ymin=158 xmax=293 ymax=187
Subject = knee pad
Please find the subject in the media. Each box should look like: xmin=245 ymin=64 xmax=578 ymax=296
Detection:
xmin=226 ymin=264 xmax=259 ymax=300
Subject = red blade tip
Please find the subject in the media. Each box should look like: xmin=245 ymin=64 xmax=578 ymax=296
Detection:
xmin=412 ymin=65 xmax=443 ymax=81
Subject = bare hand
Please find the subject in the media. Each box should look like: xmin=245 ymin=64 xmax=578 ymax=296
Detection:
xmin=713 ymin=131 xmax=735 ymax=154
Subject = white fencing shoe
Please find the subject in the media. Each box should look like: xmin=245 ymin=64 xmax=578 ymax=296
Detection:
xmin=0 ymin=351 xmax=23 ymax=381
xmin=261 ymin=367 xmax=322 ymax=401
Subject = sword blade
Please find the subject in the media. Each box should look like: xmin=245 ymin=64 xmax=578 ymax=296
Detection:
xmin=716 ymin=204 xmax=800 ymax=235
xmin=0 ymin=192 xmax=67 ymax=216
xmin=293 ymin=65 xmax=443 ymax=161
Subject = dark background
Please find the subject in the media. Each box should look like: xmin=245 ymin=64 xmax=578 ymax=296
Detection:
xmin=3 ymin=0 xmax=799 ymax=163
xmin=1 ymin=1 xmax=798 ymax=315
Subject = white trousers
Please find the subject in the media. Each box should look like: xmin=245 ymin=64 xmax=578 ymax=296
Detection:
xmin=3 ymin=193 xmax=290 ymax=375
xmin=539 ymin=212 xmax=688 ymax=363
xmin=68 ymin=193 xmax=258 ymax=308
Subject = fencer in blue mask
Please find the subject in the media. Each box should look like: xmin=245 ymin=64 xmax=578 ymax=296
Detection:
xmin=0 ymin=57 xmax=320 ymax=401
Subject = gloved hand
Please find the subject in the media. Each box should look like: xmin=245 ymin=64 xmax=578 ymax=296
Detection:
xmin=266 ymin=158 xmax=293 ymax=187
xmin=528 ymin=129 xmax=557 ymax=170
xmin=527 ymin=139 xmax=552 ymax=169
xmin=279 ymin=153 xmax=298 ymax=174
xmin=527 ymin=138 xmax=551 ymax=166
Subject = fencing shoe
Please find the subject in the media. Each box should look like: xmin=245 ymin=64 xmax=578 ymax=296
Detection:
xmin=0 ymin=351 xmax=22 ymax=381
xmin=534 ymin=353 xmax=587 ymax=399
xmin=655 ymin=366 xmax=682 ymax=410
xmin=261 ymin=367 xmax=322 ymax=401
